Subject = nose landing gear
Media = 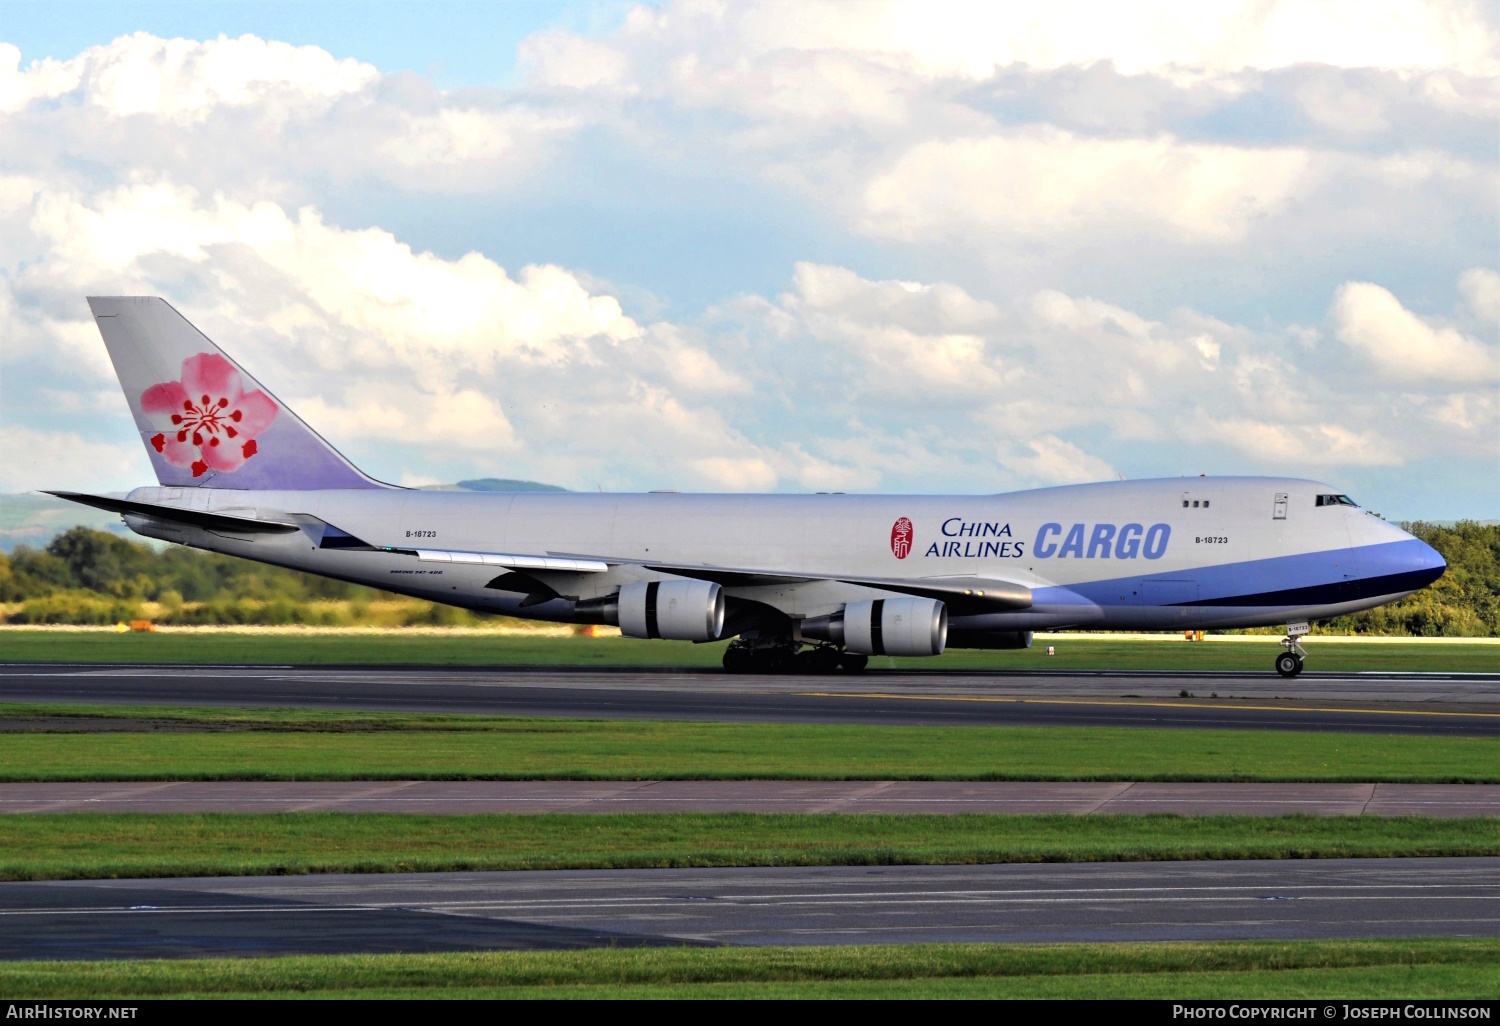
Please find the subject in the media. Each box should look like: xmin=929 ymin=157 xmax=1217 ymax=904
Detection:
xmin=1275 ymin=621 xmax=1309 ymax=677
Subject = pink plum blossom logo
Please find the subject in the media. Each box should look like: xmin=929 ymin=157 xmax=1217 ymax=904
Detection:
xmin=140 ymin=353 xmax=278 ymax=478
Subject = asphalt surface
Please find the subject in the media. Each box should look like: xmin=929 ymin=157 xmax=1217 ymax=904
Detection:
xmin=3 ymin=664 xmax=1497 ymax=735
xmin=4 ymin=781 xmax=1497 ymax=816
xmin=2 ymin=858 xmax=1495 ymax=959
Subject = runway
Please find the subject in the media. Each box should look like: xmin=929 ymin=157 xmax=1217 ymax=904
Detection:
xmin=1 ymin=858 xmax=1495 ymax=959
xmin=3 ymin=780 xmax=1497 ymax=816
xmin=3 ymin=664 xmax=1497 ymax=735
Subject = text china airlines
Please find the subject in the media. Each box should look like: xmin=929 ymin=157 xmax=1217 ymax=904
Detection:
xmin=895 ymin=519 xmax=1173 ymax=560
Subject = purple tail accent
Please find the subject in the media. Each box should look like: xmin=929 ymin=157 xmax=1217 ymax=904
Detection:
xmin=89 ymin=297 xmax=390 ymax=490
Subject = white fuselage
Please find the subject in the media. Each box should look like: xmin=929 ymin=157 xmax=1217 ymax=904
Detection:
xmin=122 ymin=475 xmax=1444 ymax=637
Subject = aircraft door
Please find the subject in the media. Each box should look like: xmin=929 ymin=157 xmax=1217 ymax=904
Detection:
xmin=1139 ymin=577 xmax=1199 ymax=624
xmin=1273 ymin=493 xmax=1288 ymax=520
xmin=1141 ymin=578 xmax=1199 ymax=606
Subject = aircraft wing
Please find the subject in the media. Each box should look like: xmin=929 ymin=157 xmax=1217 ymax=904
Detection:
xmin=839 ymin=574 xmax=1032 ymax=611
xmin=408 ymin=550 xmax=1031 ymax=611
xmin=644 ymin=561 xmax=1032 ymax=612
xmin=405 ymin=547 xmax=611 ymax=573
xmin=45 ymin=490 xmax=301 ymax=534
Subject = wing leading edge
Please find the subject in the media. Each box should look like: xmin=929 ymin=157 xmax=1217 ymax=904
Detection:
xmin=404 ymin=549 xmax=1033 ymax=611
xmin=643 ymin=562 xmax=1032 ymax=612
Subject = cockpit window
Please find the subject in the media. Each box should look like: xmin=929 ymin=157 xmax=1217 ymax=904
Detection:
xmin=1315 ymin=494 xmax=1358 ymax=507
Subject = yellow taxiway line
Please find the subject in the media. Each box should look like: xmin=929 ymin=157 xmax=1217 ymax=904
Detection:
xmin=796 ymin=693 xmax=1500 ymax=719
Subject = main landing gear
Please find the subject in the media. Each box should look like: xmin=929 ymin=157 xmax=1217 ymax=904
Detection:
xmin=722 ymin=638 xmax=866 ymax=675
xmin=1275 ymin=623 xmax=1309 ymax=678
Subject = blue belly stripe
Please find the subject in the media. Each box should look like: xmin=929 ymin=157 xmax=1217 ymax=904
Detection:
xmin=1189 ymin=566 xmax=1443 ymax=607
xmin=1047 ymin=538 xmax=1444 ymax=608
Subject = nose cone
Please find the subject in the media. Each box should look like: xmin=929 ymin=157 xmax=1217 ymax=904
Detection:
xmin=1375 ymin=532 xmax=1446 ymax=592
xmin=1414 ymin=538 xmax=1447 ymax=587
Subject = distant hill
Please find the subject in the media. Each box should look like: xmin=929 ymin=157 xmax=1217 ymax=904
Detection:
xmin=456 ymin=479 xmax=568 ymax=492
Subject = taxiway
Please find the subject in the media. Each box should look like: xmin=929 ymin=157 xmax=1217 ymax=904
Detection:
xmin=2 ymin=858 xmax=1495 ymax=960
xmin=2 ymin=664 xmax=1496 ymax=735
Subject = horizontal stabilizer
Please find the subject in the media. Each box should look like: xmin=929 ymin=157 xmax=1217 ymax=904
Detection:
xmin=44 ymin=491 xmax=300 ymax=534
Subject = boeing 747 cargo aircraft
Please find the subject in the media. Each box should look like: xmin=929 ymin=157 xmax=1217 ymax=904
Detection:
xmin=52 ymin=297 xmax=1447 ymax=677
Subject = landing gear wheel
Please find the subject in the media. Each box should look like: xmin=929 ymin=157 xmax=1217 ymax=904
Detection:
xmin=795 ymin=646 xmax=843 ymax=674
xmin=756 ymin=647 xmax=792 ymax=674
xmin=723 ymin=646 xmax=754 ymax=674
xmin=723 ymin=638 xmax=797 ymax=674
xmin=839 ymin=652 xmax=869 ymax=673
xmin=1275 ymin=651 xmax=1303 ymax=678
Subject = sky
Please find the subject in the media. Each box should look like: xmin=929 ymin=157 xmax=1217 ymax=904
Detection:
xmin=0 ymin=0 xmax=1496 ymax=519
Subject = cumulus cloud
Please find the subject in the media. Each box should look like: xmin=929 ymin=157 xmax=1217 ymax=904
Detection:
xmin=0 ymin=34 xmax=376 ymax=119
xmin=1331 ymin=280 xmax=1497 ymax=385
xmin=1196 ymin=418 xmax=1400 ymax=466
xmin=773 ymin=263 xmax=1011 ymax=400
xmin=2 ymin=19 xmax=1489 ymax=284
xmin=523 ymin=0 xmax=1499 ymax=87
xmin=21 ymin=180 xmax=644 ymax=368
xmin=733 ymin=263 xmax=1496 ymax=484
xmin=511 ymin=1 xmax=1500 ymax=275
xmin=2 ymin=160 xmax=1492 ymax=498
xmin=0 ymin=180 xmax=772 ymax=491
xmin=0 ymin=427 xmax=148 ymax=494
xmin=998 ymin=435 xmax=1116 ymax=485
xmin=863 ymin=130 xmax=1313 ymax=242
xmin=377 ymin=106 xmax=581 ymax=175
xmin=1458 ymin=267 xmax=1500 ymax=327
xmin=422 ymin=390 xmax=519 ymax=450
xmin=0 ymin=33 xmax=578 ymax=198
xmin=0 ymin=15 xmax=1493 ymax=509
xmin=397 ymin=470 xmax=443 ymax=488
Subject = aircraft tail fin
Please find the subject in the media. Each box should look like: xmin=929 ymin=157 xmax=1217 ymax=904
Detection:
xmin=88 ymin=297 xmax=389 ymax=490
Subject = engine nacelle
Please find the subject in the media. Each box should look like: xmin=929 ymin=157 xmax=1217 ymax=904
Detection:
xmin=618 ymin=580 xmax=725 ymax=642
xmin=843 ymin=597 xmax=947 ymax=657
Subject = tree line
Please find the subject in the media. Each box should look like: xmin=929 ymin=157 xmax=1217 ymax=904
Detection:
xmin=0 ymin=527 xmax=471 ymax=626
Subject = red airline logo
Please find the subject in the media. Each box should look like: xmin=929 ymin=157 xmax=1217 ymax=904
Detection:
xmin=890 ymin=517 xmax=914 ymax=559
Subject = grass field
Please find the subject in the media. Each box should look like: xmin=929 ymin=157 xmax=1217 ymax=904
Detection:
xmin=0 ymin=707 xmax=1495 ymax=782
xmin=3 ymin=940 xmax=1496 ymax=998
xmin=3 ymin=630 xmax=1497 ymax=672
xmin=0 ymin=812 xmax=1495 ymax=881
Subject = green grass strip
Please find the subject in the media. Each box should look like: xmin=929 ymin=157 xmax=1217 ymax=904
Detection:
xmin=0 ymin=702 xmax=525 ymax=731
xmin=1 ymin=714 xmax=1495 ymax=782
xmin=1 ymin=813 xmax=1496 ymax=882
xmin=5 ymin=630 xmax=1497 ymax=672
xmin=3 ymin=940 xmax=1496 ymax=999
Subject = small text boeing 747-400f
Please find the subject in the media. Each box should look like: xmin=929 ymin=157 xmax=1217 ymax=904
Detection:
xmin=53 ymin=297 xmax=1447 ymax=677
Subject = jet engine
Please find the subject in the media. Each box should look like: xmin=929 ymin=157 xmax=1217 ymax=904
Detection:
xmin=617 ymin=580 xmax=725 ymax=642
xmin=834 ymin=596 xmax=947 ymax=657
